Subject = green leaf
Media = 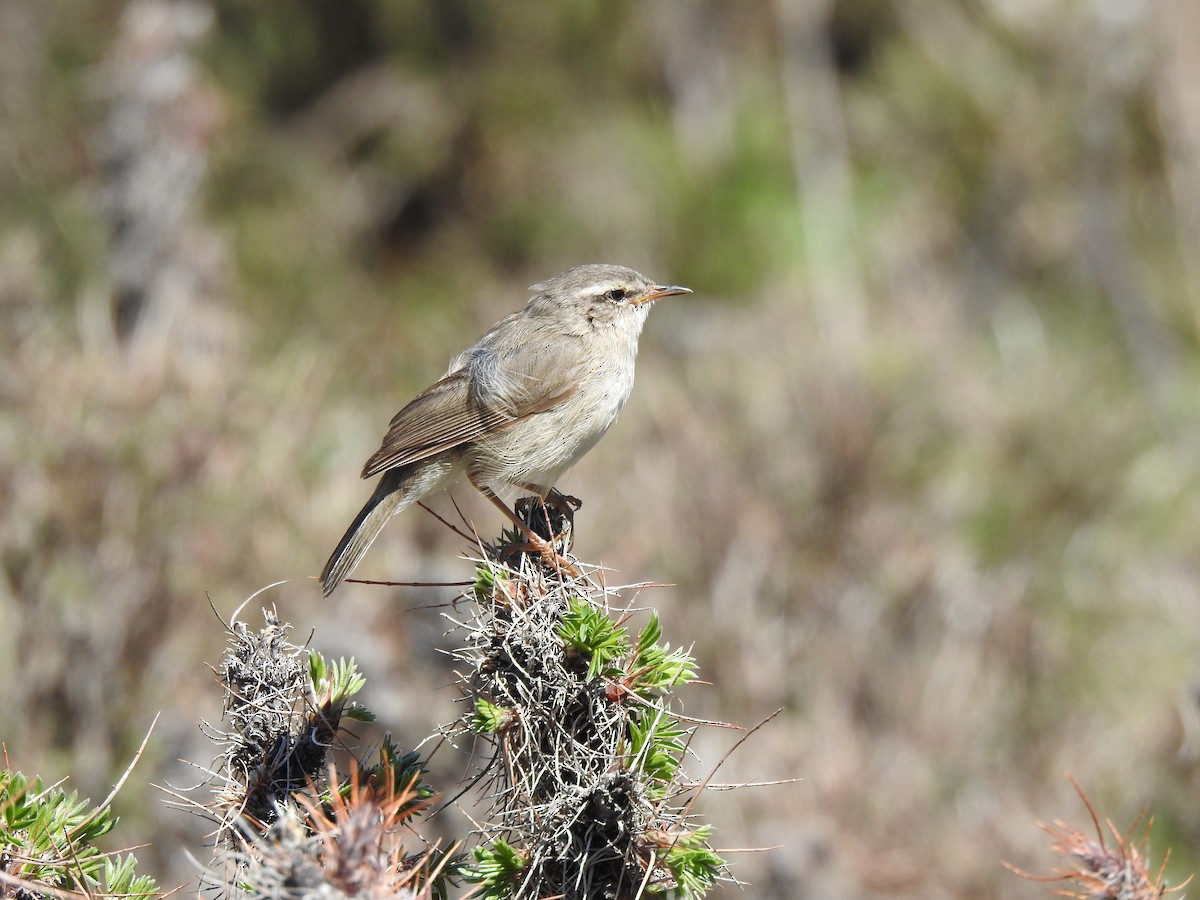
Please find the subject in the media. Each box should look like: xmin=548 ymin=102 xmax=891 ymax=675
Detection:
xmin=103 ymin=853 xmax=159 ymax=900
xmin=0 ymin=769 xmax=151 ymax=895
xmin=627 ymin=710 xmax=688 ymax=797
xmin=627 ymin=613 xmax=698 ymax=695
xmin=308 ymin=650 xmax=328 ymax=688
xmin=473 ymin=561 xmax=510 ymax=603
xmin=370 ymin=736 xmax=435 ymax=809
xmin=558 ymin=596 xmax=630 ymax=680
xmin=471 ymin=698 xmax=515 ymax=734
xmin=342 ymin=702 xmax=377 ymax=722
xmin=463 ymin=838 xmax=527 ymax=898
xmin=638 ymin=611 xmax=663 ymax=649
xmin=309 ymin=653 xmax=369 ymax=708
xmin=660 ymin=827 xmax=724 ymax=898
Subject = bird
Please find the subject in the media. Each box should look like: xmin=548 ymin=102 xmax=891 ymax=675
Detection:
xmin=320 ymin=263 xmax=691 ymax=595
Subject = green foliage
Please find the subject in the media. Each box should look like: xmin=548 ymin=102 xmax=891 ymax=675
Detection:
xmin=461 ymin=569 xmax=720 ymax=896
xmin=1 ymin=770 xmax=114 ymax=882
xmin=656 ymin=826 xmax=724 ymax=899
xmin=463 ymin=839 xmax=527 ymax=899
xmin=629 ymin=612 xmax=698 ymax=694
xmin=558 ymin=603 xmax=697 ymax=692
xmin=215 ymin=625 xmax=452 ymax=900
xmin=374 ymin=734 xmax=435 ymax=803
xmin=337 ymin=734 xmax=437 ymax=823
xmin=470 ymin=698 xmax=514 ymax=734
xmin=558 ymin=595 xmax=630 ymax=680
xmin=473 ymin=561 xmax=510 ymax=604
xmin=103 ymin=853 xmax=160 ymax=900
xmin=626 ymin=710 xmax=688 ymax=798
xmin=0 ymin=770 xmax=158 ymax=898
xmin=558 ymin=602 xmax=701 ymax=797
xmin=309 ymin=651 xmax=375 ymax=722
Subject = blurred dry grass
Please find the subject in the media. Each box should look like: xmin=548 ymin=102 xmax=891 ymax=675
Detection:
xmin=3 ymin=1 xmax=1200 ymax=896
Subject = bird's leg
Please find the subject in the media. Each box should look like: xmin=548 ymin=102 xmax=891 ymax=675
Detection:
xmin=471 ymin=481 xmax=580 ymax=576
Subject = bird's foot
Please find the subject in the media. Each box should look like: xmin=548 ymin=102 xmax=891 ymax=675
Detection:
xmin=500 ymin=496 xmax=578 ymax=576
xmin=515 ymin=495 xmax=575 ymax=552
xmin=474 ymin=481 xmax=580 ymax=576
xmin=499 ymin=536 xmax=581 ymax=578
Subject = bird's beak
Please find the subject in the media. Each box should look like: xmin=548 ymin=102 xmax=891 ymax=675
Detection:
xmin=633 ymin=284 xmax=692 ymax=305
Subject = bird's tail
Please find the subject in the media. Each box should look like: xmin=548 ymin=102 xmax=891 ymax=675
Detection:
xmin=321 ymin=469 xmax=410 ymax=596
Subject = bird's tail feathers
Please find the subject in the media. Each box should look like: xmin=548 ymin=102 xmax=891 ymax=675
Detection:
xmin=321 ymin=471 xmax=410 ymax=596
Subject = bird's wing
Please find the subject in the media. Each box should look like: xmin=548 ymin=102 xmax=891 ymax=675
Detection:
xmin=360 ymin=341 xmax=578 ymax=478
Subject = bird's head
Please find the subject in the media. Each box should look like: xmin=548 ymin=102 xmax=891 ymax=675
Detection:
xmin=527 ymin=264 xmax=691 ymax=332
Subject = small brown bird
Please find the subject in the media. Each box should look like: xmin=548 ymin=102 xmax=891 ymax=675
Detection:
xmin=320 ymin=264 xmax=690 ymax=595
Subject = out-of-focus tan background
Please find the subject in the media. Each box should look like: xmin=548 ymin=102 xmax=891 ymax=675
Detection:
xmin=3 ymin=1 xmax=1200 ymax=895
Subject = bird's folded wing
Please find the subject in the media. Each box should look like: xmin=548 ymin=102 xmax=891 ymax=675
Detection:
xmin=360 ymin=355 xmax=577 ymax=478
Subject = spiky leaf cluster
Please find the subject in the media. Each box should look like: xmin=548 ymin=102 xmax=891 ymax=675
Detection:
xmin=0 ymin=770 xmax=157 ymax=899
xmin=651 ymin=826 xmax=724 ymax=898
xmin=559 ymin=595 xmax=630 ymax=680
xmin=208 ymin=610 xmax=378 ymax=827
xmin=454 ymin=551 xmax=723 ymax=899
xmin=227 ymin=761 xmax=448 ymax=900
xmin=466 ymin=839 xmax=527 ymax=899
xmin=471 ymin=698 xmax=515 ymax=735
xmin=627 ymin=711 xmax=688 ymax=799
xmin=1010 ymin=779 xmax=1181 ymax=900
xmin=310 ymin=652 xmax=376 ymax=725
xmin=201 ymin=609 xmax=456 ymax=900
xmin=628 ymin=614 xmax=697 ymax=695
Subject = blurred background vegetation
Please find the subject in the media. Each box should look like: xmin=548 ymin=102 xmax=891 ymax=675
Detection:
xmin=3 ymin=0 xmax=1200 ymax=895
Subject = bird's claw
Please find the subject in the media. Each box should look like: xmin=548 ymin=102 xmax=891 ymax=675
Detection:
xmin=498 ymin=536 xmax=581 ymax=578
xmin=504 ymin=495 xmax=579 ymax=575
xmin=515 ymin=496 xmax=575 ymax=551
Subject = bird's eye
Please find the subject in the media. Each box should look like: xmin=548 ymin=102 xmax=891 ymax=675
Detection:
xmin=605 ymin=288 xmax=628 ymax=303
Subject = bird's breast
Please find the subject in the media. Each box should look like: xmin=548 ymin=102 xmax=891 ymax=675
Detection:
xmin=467 ymin=351 xmax=638 ymax=486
